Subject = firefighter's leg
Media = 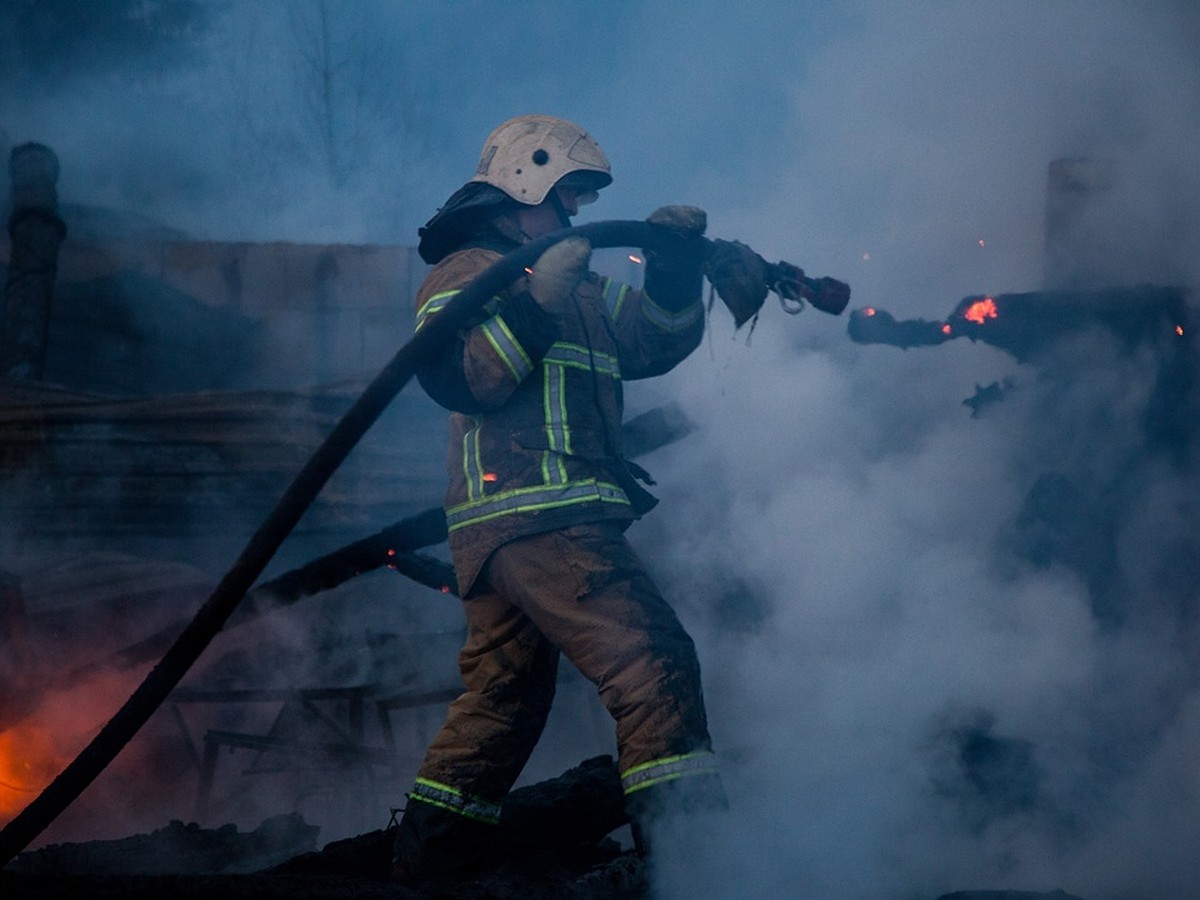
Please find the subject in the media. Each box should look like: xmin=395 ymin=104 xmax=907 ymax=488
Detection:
xmin=481 ymin=523 xmax=725 ymax=851
xmin=393 ymin=585 xmax=558 ymax=884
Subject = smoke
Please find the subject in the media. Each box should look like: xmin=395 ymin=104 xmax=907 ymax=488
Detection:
xmin=4 ymin=1 xmax=1200 ymax=895
xmin=617 ymin=5 xmax=1200 ymax=895
xmin=634 ymin=313 xmax=1198 ymax=897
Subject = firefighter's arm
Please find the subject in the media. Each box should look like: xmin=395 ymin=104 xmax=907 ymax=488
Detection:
xmin=609 ymin=206 xmax=708 ymax=379
xmin=414 ymin=250 xmax=554 ymax=412
xmin=414 ymin=241 xmax=589 ymax=412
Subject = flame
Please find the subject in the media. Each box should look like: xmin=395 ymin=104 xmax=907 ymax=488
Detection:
xmin=964 ymin=297 xmax=998 ymax=325
xmin=1176 ymin=324 xmax=1185 ymax=337
xmin=0 ymin=724 xmax=66 ymax=824
xmin=482 ymin=472 xmax=499 ymax=483
xmin=942 ymin=323 xmax=952 ymax=335
xmin=863 ymin=307 xmax=876 ymax=317
xmin=628 ymin=254 xmax=643 ymax=265
xmin=0 ymin=665 xmax=157 ymax=827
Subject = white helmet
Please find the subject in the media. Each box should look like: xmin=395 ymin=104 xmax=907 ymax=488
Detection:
xmin=470 ymin=114 xmax=612 ymax=206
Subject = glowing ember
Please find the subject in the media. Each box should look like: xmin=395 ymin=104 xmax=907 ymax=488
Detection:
xmin=864 ymin=307 xmax=876 ymax=317
xmin=482 ymin=472 xmax=499 ymax=483
xmin=441 ymin=586 xmax=451 ymax=594
xmin=942 ymin=323 xmax=952 ymax=335
xmin=1177 ymin=324 xmax=1185 ymax=336
xmin=963 ymin=297 xmax=998 ymax=325
xmin=628 ymin=254 xmax=643 ymax=265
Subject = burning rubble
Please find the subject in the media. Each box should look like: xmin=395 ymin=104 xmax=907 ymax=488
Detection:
xmin=848 ymin=285 xmax=1197 ymax=456
xmin=848 ymin=286 xmax=1191 ymax=363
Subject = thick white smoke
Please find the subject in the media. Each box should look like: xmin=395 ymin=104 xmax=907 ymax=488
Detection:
xmin=610 ymin=5 xmax=1200 ymax=895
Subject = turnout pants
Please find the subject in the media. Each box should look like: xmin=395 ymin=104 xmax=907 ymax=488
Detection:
xmin=398 ymin=521 xmax=719 ymax=871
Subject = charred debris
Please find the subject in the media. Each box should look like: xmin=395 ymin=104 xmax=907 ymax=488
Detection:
xmin=845 ymin=160 xmax=1198 ymax=632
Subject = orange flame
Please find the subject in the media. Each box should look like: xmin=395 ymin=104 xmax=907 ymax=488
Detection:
xmin=942 ymin=323 xmax=952 ymax=335
xmin=0 ymin=724 xmax=66 ymax=824
xmin=482 ymin=472 xmax=499 ymax=483
xmin=0 ymin=667 xmax=148 ymax=826
xmin=1176 ymin=324 xmax=1185 ymax=337
xmin=863 ymin=307 xmax=876 ymax=317
xmin=964 ymin=297 xmax=998 ymax=325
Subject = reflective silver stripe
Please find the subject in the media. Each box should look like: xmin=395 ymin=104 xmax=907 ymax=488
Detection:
xmin=602 ymin=277 xmax=631 ymax=320
xmin=480 ymin=314 xmax=534 ymax=382
xmin=641 ymin=294 xmax=703 ymax=333
xmin=409 ymin=777 xmax=501 ymax=825
xmin=446 ymin=480 xmax=629 ymax=531
xmin=620 ymin=751 xmax=720 ymax=795
xmin=544 ymin=342 xmax=621 ymax=377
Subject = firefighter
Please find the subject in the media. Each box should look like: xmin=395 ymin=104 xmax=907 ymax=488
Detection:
xmin=394 ymin=114 xmax=751 ymax=883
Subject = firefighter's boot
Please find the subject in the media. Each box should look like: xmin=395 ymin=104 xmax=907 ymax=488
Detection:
xmin=390 ymin=800 xmax=499 ymax=887
xmin=626 ymin=771 xmax=728 ymax=863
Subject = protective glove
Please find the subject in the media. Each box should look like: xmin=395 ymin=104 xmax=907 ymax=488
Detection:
xmin=643 ymin=205 xmax=707 ymax=310
xmin=646 ymin=204 xmax=707 ymax=238
xmin=528 ymin=237 xmax=592 ymax=315
xmin=704 ymin=239 xmax=768 ymax=328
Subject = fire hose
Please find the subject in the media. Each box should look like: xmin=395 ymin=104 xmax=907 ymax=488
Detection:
xmin=0 ymin=220 xmax=848 ymax=865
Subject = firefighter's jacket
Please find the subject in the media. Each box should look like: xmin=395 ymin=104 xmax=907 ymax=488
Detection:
xmin=414 ymin=243 xmax=705 ymax=595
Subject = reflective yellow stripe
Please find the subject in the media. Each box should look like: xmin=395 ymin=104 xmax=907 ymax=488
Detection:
xmin=543 ymin=359 xmax=571 ymax=471
xmin=462 ymin=423 xmax=485 ymax=500
xmin=602 ymin=277 xmax=631 ymax=320
xmin=641 ymin=293 xmax=703 ymax=333
xmin=446 ymin=479 xmax=629 ymax=531
xmin=415 ymin=290 xmax=504 ymax=333
xmin=415 ymin=289 xmax=459 ymax=333
xmin=409 ymin=777 xmax=501 ymax=825
xmin=481 ymin=314 xmax=534 ymax=381
xmin=544 ymin=342 xmax=621 ymax=377
xmin=620 ymin=751 xmax=720 ymax=795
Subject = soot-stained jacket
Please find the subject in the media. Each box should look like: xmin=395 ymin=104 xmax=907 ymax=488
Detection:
xmin=414 ymin=240 xmax=705 ymax=595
